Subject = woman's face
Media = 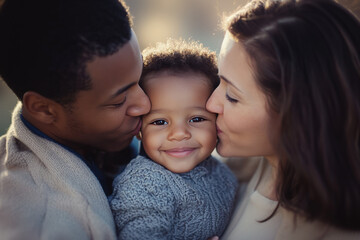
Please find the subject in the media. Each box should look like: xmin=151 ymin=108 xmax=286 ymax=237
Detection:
xmin=206 ymin=32 xmax=276 ymax=160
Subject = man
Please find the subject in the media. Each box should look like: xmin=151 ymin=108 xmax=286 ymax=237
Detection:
xmin=0 ymin=0 xmax=150 ymax=238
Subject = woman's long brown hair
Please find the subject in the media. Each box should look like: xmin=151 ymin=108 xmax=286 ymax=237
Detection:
xmin=226 ymin=0 xmax=360 ymax=230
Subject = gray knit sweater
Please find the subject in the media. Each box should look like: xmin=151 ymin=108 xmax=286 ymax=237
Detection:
xmin=109 ymin=155 xmax=238 ymax=240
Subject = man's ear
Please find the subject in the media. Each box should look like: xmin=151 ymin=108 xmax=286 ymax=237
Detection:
xmin=22 ymin=91 xmax=58 ymax=124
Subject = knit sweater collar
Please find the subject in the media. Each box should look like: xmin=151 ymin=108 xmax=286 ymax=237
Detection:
xmin=178 ymin=157 xmax=211 ymax=180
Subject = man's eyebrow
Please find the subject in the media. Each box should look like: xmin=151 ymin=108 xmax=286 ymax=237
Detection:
xmin=219 ymin=74 xmax=243 ymax=93
xmin=108 ymin=82 xmax=137 ymax=100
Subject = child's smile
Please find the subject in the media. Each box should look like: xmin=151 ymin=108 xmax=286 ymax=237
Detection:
xmin=141 ymin=71 xmax=217 ymax=173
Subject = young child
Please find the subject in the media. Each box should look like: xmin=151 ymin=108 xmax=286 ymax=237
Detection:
xmin=109 ymin=39 xmax=238 ymax=240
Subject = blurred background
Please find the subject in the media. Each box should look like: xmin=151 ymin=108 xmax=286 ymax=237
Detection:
xmin=0 ymin=0 xmax=247 ymax=134
xmin=0 ymin=0 xmax=359 ymax=135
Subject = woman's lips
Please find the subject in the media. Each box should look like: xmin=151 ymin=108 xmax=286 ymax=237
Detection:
xmin=164 ymin=148 xmax=195 ymax=158
xmin=216 ymin=125 xmax=222 ymax=134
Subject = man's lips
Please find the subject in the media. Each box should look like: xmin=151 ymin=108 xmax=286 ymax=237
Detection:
xmin=130 ymin=119 xmax=142 ymax=135
xmin=163 ymin=148 xmax=196 ymax=158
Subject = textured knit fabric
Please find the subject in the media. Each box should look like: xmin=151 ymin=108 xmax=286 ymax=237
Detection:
xmin=0 ymin=102 xmax=117 ymax=240
xmin=223 ymin=159 xmax=360 ymax=240
xmin=109 ymin=155 xmax=238 ymax=240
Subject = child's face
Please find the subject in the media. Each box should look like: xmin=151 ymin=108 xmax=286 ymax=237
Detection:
xmin=141 ymin=72 xmax=217 ymax=173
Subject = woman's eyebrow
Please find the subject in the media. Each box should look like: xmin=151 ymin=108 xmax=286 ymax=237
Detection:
xmin=219 ymin=74 xmax=243 ymax=93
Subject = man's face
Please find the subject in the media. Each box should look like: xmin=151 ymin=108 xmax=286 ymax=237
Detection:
xmin=52 ymin=30 xmax=150 ymax=153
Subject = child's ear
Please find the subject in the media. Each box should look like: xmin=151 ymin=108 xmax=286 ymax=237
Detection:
xmin=22 ymin=91 xmax=58 ymax=124
xmin=136 ymin=131 xmax=142 ymax=140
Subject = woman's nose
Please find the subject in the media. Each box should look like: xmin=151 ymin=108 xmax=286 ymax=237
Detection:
xmin=206 ymin=86 xmax=223 ymax=114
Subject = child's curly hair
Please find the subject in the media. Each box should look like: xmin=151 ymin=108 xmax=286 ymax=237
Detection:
xmin=140 ymin=38 xmax=219 ymax=91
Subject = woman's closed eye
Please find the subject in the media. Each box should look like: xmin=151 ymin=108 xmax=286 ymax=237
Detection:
xmin=226 ymin=93 xmax=238 ymax=103
xmin=150 ymin=119 xmax=168 ymax=125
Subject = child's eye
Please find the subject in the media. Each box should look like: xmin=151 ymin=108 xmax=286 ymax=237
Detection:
xmin=189 ymin=117 xmax=205 ymax=123
xmin=150 ymin=119 xmax=168 ymax=125
xmin=226 ymin=93 xmax=238 ymax=103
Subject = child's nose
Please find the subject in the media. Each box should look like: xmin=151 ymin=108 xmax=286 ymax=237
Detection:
xmin=167 ymin=123 xmax=191 ymax=141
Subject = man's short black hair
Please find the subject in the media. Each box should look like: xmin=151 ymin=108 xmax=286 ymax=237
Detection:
xmin=0 ymin=0 xmax=132 ymax=105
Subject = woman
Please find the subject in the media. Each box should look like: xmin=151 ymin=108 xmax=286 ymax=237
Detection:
xmin=206 ymin=0 xmax=360 ymax=239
